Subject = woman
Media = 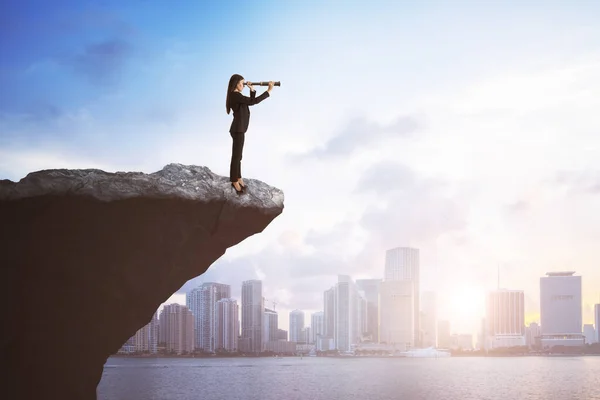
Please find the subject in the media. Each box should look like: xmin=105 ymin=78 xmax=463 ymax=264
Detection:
xmin=226 ymin=74 xmax=274 ymax=194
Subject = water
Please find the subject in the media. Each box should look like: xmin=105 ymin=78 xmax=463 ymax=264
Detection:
xmin=98 ymin=356 xmax=600 ymax=400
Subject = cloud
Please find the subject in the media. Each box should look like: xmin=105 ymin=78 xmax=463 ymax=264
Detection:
xmin=506 ymin=200 xmax=530 ymax=214
xmin=553 ymin=170 xmax=600 ymax=195
xmin=59 ymin=38 xmax=134 ymax=85
xmin=293 ymin=114 xmax=420 ymax=160
xmin=175 ymin=160 xmax=470 ymax=316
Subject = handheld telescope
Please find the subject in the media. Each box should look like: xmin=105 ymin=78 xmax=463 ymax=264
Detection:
xmin=244 ymin=81 xmax=281 ymax=86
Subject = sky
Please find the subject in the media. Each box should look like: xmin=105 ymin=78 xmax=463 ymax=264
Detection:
xmin=3 ymin=0 xmax=600 ymax=339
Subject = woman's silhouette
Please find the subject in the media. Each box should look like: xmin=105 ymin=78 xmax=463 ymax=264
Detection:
xmin=226 ymin=74 xmax=274 ymax=194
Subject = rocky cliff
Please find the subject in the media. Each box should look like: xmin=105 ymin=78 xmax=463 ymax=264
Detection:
xmin=0 ymin=163 xmax=284 ymax=399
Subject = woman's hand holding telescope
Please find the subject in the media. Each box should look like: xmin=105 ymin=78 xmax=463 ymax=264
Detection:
xmin=245 ymin=81 xmax=279 ymax=93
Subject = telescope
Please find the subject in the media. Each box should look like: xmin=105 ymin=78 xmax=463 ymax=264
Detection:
xmin=244 ymin=81 xmax=281 ymax=86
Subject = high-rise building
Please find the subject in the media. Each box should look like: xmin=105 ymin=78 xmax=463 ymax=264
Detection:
xmin=289 ymin=310 xmax=305 ymax=343
xmin=583 ymin=324 xmax=596 ymax=344
xmin=437 ymin=320 xmax=451 ymax=349
xmin=421 ymin=291 xmax=437 ymax=348
xmin=241 ymin=280 xmax=264 ymax=353
xmin=277 ymin=329 xmax=288 ymax=341
xmin=134 ymin=311 xmax=159 ymax=353
xmin=379 ymin=280 xmax=414 ymax=349
xmin=486 ymin=289 xmax=525 ymax=349
xmin=215 ymin=298 xmax=239 ymax=352
xmin=158 ymin=304 xmax=195 ymax=354
xmin=119 ymin=312 xmax=159 ymax=354
xmin=356 ymin=279 xmax=382 ymax=342
xmin=186 ymin=283 xmax=231 ymax=352
xmin=302 ymin=326 xmax=311 ymax=344
xmin=383 ymin=247 xmax=420 ymax=346
xmin=525 ymin=322 xmax=541 ymax=349
xmin=595 ymin=304 xmax=600 ymax=343
xmin=540 ymin=272 xmax=584 ymax=347
xmin=263 ymin=308 xmax=278 ymax=345
xmin=323 ymin=287 xmax=336 ymax=342
xmin=311 ymin=311 xmax=325 ymax=344
xmin=333 ymin=275 xmax=365 ymax=352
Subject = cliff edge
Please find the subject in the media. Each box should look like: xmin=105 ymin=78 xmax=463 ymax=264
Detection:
xmin=0 ymin=163 xmax=284 ymax=399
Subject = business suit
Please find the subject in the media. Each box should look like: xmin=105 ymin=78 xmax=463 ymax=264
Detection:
xmin=229 ymin=89 xmax=270 ymax=182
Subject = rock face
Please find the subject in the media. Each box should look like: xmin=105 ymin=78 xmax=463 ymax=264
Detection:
xmin=0 ymin=163 xmax=284 ymax=399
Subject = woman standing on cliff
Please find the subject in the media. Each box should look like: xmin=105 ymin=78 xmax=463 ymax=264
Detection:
xmin=226 ymin=74 xmax=274 ymax=194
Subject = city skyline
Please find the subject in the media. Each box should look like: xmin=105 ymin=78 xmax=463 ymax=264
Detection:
xmin=135 ymin=269 xmax=598 ymax=355
xmin=158 ymin=246 xmax=597 ymax=341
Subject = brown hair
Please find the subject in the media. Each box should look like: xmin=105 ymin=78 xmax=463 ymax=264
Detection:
xmin=226 ymin=74 xmax=244 ymax=115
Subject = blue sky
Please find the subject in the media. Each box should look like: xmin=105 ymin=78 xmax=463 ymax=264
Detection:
xmin=3 ymin=0 xmax=600 ymax=337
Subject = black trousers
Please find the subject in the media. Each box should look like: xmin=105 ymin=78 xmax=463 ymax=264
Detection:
xmin=229 ymin=132 xmax=245 ymax=182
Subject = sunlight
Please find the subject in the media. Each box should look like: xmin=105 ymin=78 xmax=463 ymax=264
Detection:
xmin=447 ymin=285 xmax=486 ymax=333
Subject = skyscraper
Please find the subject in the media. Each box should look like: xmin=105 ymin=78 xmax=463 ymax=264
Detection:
xmin=241 ymin=280 xmax=263 ymax=353
xmin=263 ymin=308 xmax=278 ymax=345
xmin=311 ymin=311 xmax=325 ymax=344
xmin=540 ymin=272 xmax=584 ymax=347
xmin=158 ymin=304 xmax=195 ymax=354
xmin=382 ymin=247 xmax=420 ymax=347
xmin=121 ymin=311 xmax=159 ymax=354
xmin=526 ymin=322 xmax=541 ymax=349
xmin=324 ymin=287 xmax=336 ymax=340
xmin=421 ymin=291 xmax=437 ymax=348
xmin=356 ymin=279 xmax=382 ymax=342
xmin=186 ymin=283 xmax=231 ymax=352
xmin=215 ymin=298 xmax=239 ymax=352
xmin=379 ymin=280 xmax=414 ymax=348
xmin=334 ymin=275 xmax=361 ymax=352
xmin=584 ymin=324 xmax=596 ymax=344
xmin=596 ymin=304 xmax=600 ymax=343
xmin=486 ymin=289 xmax=525 ymax=349
xmin=289 ymin=309 xmax=305 ymax=343
xmin=437 ymin=320 xmax=451 ymax=349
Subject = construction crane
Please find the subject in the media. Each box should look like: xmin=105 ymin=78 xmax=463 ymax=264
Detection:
xmin=263 ymin=297 xmax=278 ymax=311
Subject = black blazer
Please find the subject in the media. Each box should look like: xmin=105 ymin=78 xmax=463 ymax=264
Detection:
xmin=229 ymin=90 xmax=270 ymax=133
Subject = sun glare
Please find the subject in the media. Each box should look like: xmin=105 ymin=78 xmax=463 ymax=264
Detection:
xmin=446 ymin=285 xmax=486 ymax=332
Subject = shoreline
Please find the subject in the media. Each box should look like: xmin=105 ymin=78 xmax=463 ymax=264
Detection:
xmin=109 ymin=353 xmax=600 ymax=359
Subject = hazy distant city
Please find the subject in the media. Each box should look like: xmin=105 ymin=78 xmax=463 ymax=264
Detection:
xmin=118 ymin=247 xmax=600 ymax=357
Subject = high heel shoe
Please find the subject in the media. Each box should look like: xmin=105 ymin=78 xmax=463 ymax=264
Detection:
xmin=231 ymin=182 xmax=243 ymax=194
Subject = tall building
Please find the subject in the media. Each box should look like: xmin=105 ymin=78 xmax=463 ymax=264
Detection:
xmin=133 ymin=311 xmax=159 ymax=353
xmin=437 ymin=320 xmax=451 ymax=349
xmin=421 ymin=291 xmax=437 ymax=348
xmin=311 ymin=311 xmax=325 ymax=344
xmin=583 ymin=324 xmax=596 ymax=344
xmin=302 ymin=326 xmax=311 ymax=344
xmin=215 ymin=298 xmax=239 ymax=352
xmin=323 ymin=287 xmax=336 ymax=342
xmin=333 ymin=275 xmax=365 ymax=352
xmin=263 ymin=308 xmax=279 ymax=345
xmin=119 ymin=312 xmax=159 ymax=354
xmin=289 ymin=310 xmax=305 ymax=343
xmin=356 ymin=279 xmax=382 ymax=342
xmin=277 ymin=329 xmax=288 ymax=341
xmin=186 ymin=283 xmax=231 ymax=352
xmin=540 ymin=272 xmax=584 ymax=347
xmin=158 ymin=304 xmax=195 ymax=354
xmin=383 ymin=247 xmax=420 ymax=346
xmin=595 ymin=304 xmax=600 ymax=343
xmin=526 ymin=322 xmax=541 ymax=349
xmin=241 ymin=280 xmax=264 ymax=353
xmin=486 ymin=289 xmax=525 ymax=349
xmin=379 ymin=280 xmax=414 ymax=348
